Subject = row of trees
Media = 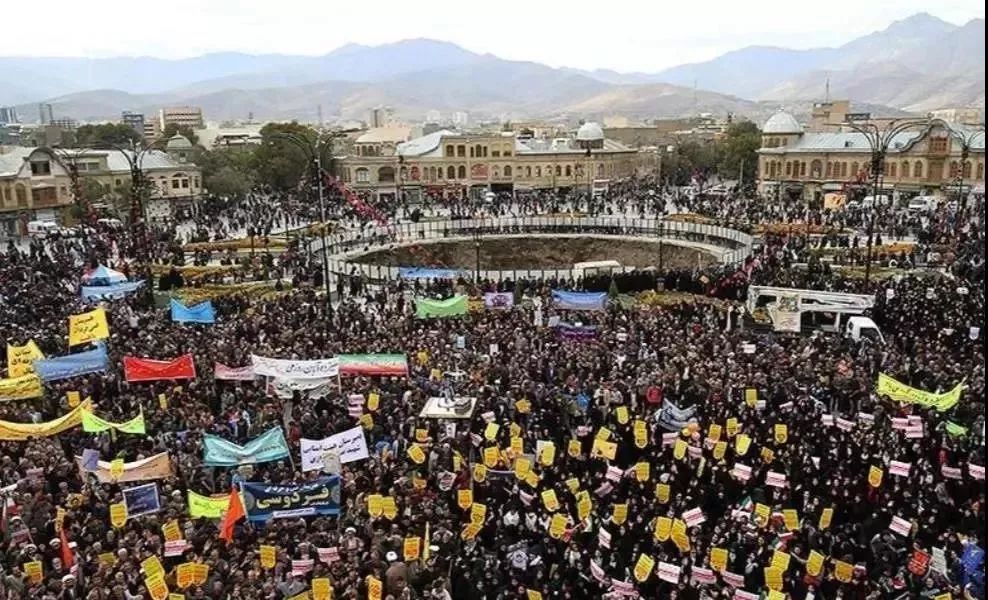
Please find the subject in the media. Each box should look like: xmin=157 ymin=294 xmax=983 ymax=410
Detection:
xmin=661 ymin=120 xmax=762 ymax=191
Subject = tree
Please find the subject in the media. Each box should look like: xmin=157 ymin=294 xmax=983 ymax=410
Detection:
xmin=252 ymin=122 xmax=322 ymax=191
xmin=74 ymin=123 xmax=142 ymax=148
xmin=160 ymin=123 xmax=199 ymax=146
xmin=206 ymin=165 xmax=253 ymax=199
xmin=716 ymin=120 xmax=761 ymax=187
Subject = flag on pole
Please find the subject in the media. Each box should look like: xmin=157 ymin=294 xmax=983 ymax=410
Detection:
xmin=219 ymin=486 xmax=245 ymax=542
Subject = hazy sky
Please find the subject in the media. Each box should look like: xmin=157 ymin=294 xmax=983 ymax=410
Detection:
xmin=5 ymin=0 xmax=984 ymax=72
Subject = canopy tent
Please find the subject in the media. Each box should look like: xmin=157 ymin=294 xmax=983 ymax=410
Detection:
xmin=82 ymin=265 xmax=128 ymax=286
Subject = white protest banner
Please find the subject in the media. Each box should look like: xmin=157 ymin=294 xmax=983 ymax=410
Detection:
xmin=941 ymin=465 xmax=963 ymax=479
xmin=317 ymin=547 xmax=340 ymax=565
xmin=682 ymin=507 xmax=706 ymax=527
xmin=890 ymin=417 xmax=909 ymax=430
xmin=821 ymin=414 xmax=835 ymax=427
xmin=931 ymin=547 xmax=947 ymax=574
xmin=291 ymin=559 xmax=314 ymax=576
xmin=590 ymin=560 xmax=607 ymax=582
xmin=270 ymin=377 xmax=335 ymax=399
xmin=836 ymin=417 xmax=855 ymax=431
xmin=691 ymin=566 xmax=716 ymax=585
xmin=657 ymin=562 xmax=681 ymax=583
xmin=905 ymin=424 xmax=924 ymax=438
xmin=889 ymin=515 xmax=912 ymax=536
xmin=300 ymin=426 xmax=370 ymax=472
xmin=251 ymin=355 xmax=339 ymax=379
xmin=732 ymin=463 xmax=752 ymax=481
xmin=970 ymin=463 xmax=985 ymax=480
xmin=735 ymin=591 xmax=759 ymax=600
xmin=598 ymin=527 xmax=612 ymax=548
xmin=721 ymin=571 xmax=745 ymax=588
xmin=889 ymin=461 xmax=911 ymax=477
xmin=605 ymin=466 xmax=623 ymax=482
xmin=765 ymin=471 xmax=787 ymax=488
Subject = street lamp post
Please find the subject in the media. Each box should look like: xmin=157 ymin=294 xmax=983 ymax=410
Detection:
xmin=950 ymin=125 xmax=984 ymax=232
xmin=843 ymin=117 xmax=928 ymax=284
xmin=50 ymin=147 xmax=94 ymax=241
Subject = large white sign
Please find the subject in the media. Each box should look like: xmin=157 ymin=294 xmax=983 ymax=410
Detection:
xmin=251 ymin=355 xmax=339 ymax=379
xmin=300 ymin=426 xmax=370 ymax=472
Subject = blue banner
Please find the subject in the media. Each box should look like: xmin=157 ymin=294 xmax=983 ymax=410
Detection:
xmin=81 ymin=280 xmax=145 ymax=300
xmin=122 ymin=482 xmax=161 ymax=518
xmin=551 ymin=290 xmax=608 ymax=311
xmin=32 ymin=345 xmax=109 ymax=382
xmin=556 ymin=322 xmax=598 ymax=340
xmin=202 ymin=427 xmax=290 ymax=467
xmin=170 ymin=298 xmax=217 ymax=324
xmin=241 ymin=476 xmax=341 ymax=522
xmin=398 ymin=267 xmax=465 ymax=280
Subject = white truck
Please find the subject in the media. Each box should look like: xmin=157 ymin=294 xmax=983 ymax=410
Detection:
xmin=747 ymin=285 xmax=882 ymax=340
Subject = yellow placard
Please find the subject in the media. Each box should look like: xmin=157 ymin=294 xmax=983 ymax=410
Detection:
xmin=671 ymin=520 xmax=690 ymax=552
xmin=708 ymin=424 xmax=722 ymax=441
xmin=415 ymin=428 xmax=428 ymax=442
xmin=367 ymin=392 xmax=380 ymax=411
xmin=596 ymin=426 xmax=612 ymax=441
xmin=191 ymin=563 xmax=209 ymax=585
xmin=514 ymin=456 xmax=532 ymax=478
xmin=407 ymin=444 xmax=426 ymax=464
xmin=6 ymin=341 xmax=44 ymax=377
xmin=429 ymin=368 xmax=441 ymax=380
xmin=98 ymin=552 xmax=117 ymax=566
xmin=673 ymin=439 xmax=687 ymax=460
xmin=764 ymin=566 xmax=783 ymax=590
xmin=713 ymin=441 xmax=727 ymax=460
xmin=541 ymin=489 xmax=560 ymax=512
xmin=110 ymin=502 xmax=128 ymax=528
xmin=510 ymin=436 xmax=524 ymax=455
xmin=473 ymin=464 xmax=487 ymax=483
xmin=612 ymin=503 xmax=628 ymax=525
xmin=654 ymin=516 xmax=672 ymax=541
xmin=761 ymin=447 xmax=775 ymax=463
xmin=633 ymin=554 xmax=655 ymax=582
xmin=157 ymin=393 xmax=168 ymax=410
xmin=509 ymin=422 xmax=521 ymax=438
xmin=162 ymin=519 xmax=182 ymax=542
xmin=633 ymin=420 xmax=648 ymax=448
xmin=710 ymin=547 xmax=728 ymax=571
xmin=577 ymin=496 xmax=592 ymax=521
xmin=538 ymin=442 xmax=555 ymax=466
xmin=771 ymin=550 xmax=791 ymax=572
xmin=68 ymin=307 xmax=110 ymax=346
xmin=744 ymin=387 xmax=758 ymax=406
xmin=754 ymin=503 xmax=771 ymax=524
xmin=23 ymin=560 xmax=43 ymax=583
xmin=591 ymin=438 xmax=617 ymax=460
xmin=735 ymin=433 xmax=751 ymax=455
xmin=515 ymin=399 xmax=531 ymax=413
xmin=767 ymin=592 xmax=785 ymax=600
xmin=412 ymin=476 xmax=426 ymax=490
xmin=615 ymin=406 xmax=629 ymax=425
xmin=834 ymin=560 xmax=853 ymax=583
xmin=312 ymin=578 xmax=332 ymax=600
xmin=933 ymin=594 xmax=952 ymax=600
xmin=806 ymin=550 xmax=824 ymax=576
xmin=380 ymin=497 xmax=398 ymax=520
xmin=655 ymin=483 xmax=670 ymax=504
xmin=260 ymin=545 xmax=276 ymax=569
xmin=634 ymin=461 xmax=650 ymax=482
xmin=726 ymin=417 xmax=739 ymax=437
xmin=483 ymin=446 xmax=499 ymax=467
xmin=819 ymin=507 xmax=834 ymax=530
xmin=457 ymin=489 xmax=473 ymax=510
xmin=868 ymin=465 xmax=883 ymax=487
xmin=142 ymin=555 xmax=165 ymax=580
xmin=568 ymin=439 xmax=582 ymax=458
xmin=526 ymin=590 xmax=543 ymax=600
xmin=565 ymin=478 xmax=580 ymax=494
xmin=416 ymin=350 xmax=429 ymax=365
xmin=782 ymin=509 xmax=799 ymax=531
xmin=403 ymin=536 xmax=421 ymax=561
xmin=145 ymin=573 xmax=169 ymax=600
xmin=367 ymin=494 xmax=384 ymax=517
xmin=453 ymin=451 xmax=463 ymax=472
xmin=461 ymin=522 xmax=482 ymax=540
xmin=774 ymin=423 xmax=788 ymax=444
xmin=524 ymin=471 xmax=540 ymax=488
xmin=548 ymin=514 xmax=567 ymax=539
xmin=67 ymin=390 xmax=81 ymax=407
xmin=484 ymin=422 xmax=500 ymax=441
xmin=470 ymin=502 xmax=487 ymax=524
xmin=367 ymin=575 xmax=383 ymax=600
xmin=0 ymin=373 xmax=43 ymax=401
xmin=176 ymin=563 xmax=194 ymax=589
xmin=359 ymin=413 xmax=374 ymax=430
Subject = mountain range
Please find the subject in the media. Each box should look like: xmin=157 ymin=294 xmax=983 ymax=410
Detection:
xmin=1 ymin=12 xmax=982 ymax=124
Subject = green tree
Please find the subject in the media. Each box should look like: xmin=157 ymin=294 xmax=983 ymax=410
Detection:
xmin=206 ymin=165 xmax=253 ymax=198
xmin=160 ymin=123 xmax=200 ymax=146
xmin=252 ymin=122 xmax=324 ymax=190
xmin=74 ymin=123 xmax=142 ymax=148
xmin=716 ymin=120 xmax=761 ymax=188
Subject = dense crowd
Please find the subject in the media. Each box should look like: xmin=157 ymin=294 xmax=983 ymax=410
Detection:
xmin=0 ymin=187 xmax=984 ymax=600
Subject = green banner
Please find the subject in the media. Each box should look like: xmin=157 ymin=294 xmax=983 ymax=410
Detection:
xmin=876 ymin=373 xmax=964 ymax=412
xmin=415 ymin=296 xmax=469 ymax=318
xmin=81 ymin=409 xmax=147 ymax=434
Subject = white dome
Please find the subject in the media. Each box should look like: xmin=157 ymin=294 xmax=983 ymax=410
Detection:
xmin=576 ymin=122 xmax=604 ymax=141
xmin=166 ymin=134 xmax=193 ymax=150
xmin=763 ymin=110 xmax=803 ymax=134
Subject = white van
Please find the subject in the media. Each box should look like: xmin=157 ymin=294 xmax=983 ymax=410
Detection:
xmin=573 ymin=260 xmax=621 ymax=279
xmin=26 ymin=220 xmax=59 ymax=237
xmin=861 ymin=195 xmax=891 ymax=208
xmin=844 ymin=316 xmax=885 ymax=344
xmin=907 ymin=196 xmax=938 ymax=212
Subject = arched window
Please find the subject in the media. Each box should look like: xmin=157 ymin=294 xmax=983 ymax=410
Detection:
xmin=949 ymin=161 xmax=959 ymax=177
xmin=457 ymin=165 xmax=466 ymax=179
xmin=355 ymin=168 xmax=369 ymax=183
xmin=800 ymin=162 xmax=806 ymax=176
xmin=962 ymin=161 xmax=972 ymax=178
xmin=785 ymin=162 xmax=792 ymax=176
xmin=504 ymin=165 xmax=512 ymax=177
xmin=436 ymin=167 xmax=442 ymax=180
xmin=378 ymin=166 xmax=395 ymax=183
xmin=555 ymin=165 xmax=562 ymax=176
xmin=764 ymin=162 xmax=771 ymax=175
xmin=810 ymin=160 xmax=823 ymax=178
xmin=475 ymin=145 xmax=482 ymax=158
xmin=535 ymin=166 xmax=541 ymax=177
xmin=977 ymin=163 xmax=984 ymax=180
xmin=446 ymin=165 xmax=456 ymax=179
xmin=445 ymin=145 xmax=454 ymax=157
xmin=851 ymin=162 xmax=858 ymax=176
xmin=525 ymin=166 xmax=531 ymax=177
xmin=15 ymin=184 xmax=27 ymax=206
xmin=825 ymin=162 xmax=832 ymax=177
xmin=913 ymin=162 xmax=922 ymax=178
xmin=840 ymin=162 xmax=847 ymax=177
xmin=457 ymin=145 xmax=466 ymax=157
xmin=889 ymin=163 xmax=897 ymax=178
xmin=492 ymin=166 xmax=500 ymax=177
xmin=565 ymin=165 xmax=572 ymax=177
xmin=469 ymin=147 xmax=474 ymax=158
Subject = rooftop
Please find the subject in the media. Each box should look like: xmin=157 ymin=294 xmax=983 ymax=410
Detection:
xmin=355 ymin=126 xmax=413 ymax=144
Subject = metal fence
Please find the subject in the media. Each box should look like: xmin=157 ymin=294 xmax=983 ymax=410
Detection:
xmin=320 ymin=216 xmax=754 ymax=284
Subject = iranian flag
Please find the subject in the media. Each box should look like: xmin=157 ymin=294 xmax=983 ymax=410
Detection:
xmin=338 ymin=354 xmax=409 ymax=376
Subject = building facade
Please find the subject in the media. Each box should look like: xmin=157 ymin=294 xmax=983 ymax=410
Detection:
xmin=757 ymin=110 xmax=985 ymax=202
xmin=159 ymin=106 xmax=204 ymax=130
xmin=337 ymin=123 xmax=649 ymax=202
xmin=0 ymin=139 xmax=202 ymax=235
xmin=122 ymin=111 xmax=146 ymax=135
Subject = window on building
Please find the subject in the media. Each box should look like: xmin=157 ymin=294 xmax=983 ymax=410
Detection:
xmin=526 ymin=166 xmax=531 ymax=177
xmin=785 ymin=162 xmax=792 ymax=176
xmin=400 ymin=167 xmax=408 ymax=181
xmin=800 ymin=162 xmax=806 ymax=176
xmin=15 ymin=184 xmax=27 ymax=206
xmin=950 ymin=161 xmax=959 ymax=177
xmin=889 ymin=163 xmax=897 ymax=178
xmin=492 ymin=150 xmax=500 ymax=158
xmin=977 ymin=163 xmax=984 ymax=180
xmin=492 ymin=166 xmax=500 ymax=177
xmin=851 ymin=162 xmax=858 ymax=176
xmin=839 ymin=162 xmax=846 ymax=177
xmin=457 ymin=145 xmax=466 ymax=157
xmin=482 ymin=146 xmax=488 ymax=158
xmin=962 ymin=161 xmax=972 ymax=178
xmin=535 ymin=166 xmax=541 ymax=177
xmin=810 ymin=160 xmax=822 ymax=178
xmin=825 ymin=162 xmax=832 ymax=177
xmin=504 ymin=165 xmax=512 ymax=177
xmin=355 ymin=168 xmax=369 ymax=183
xmin=597 ymin=164 xmax=604 ymax=178
xmin=913 ymin=162 xmax=922 ymax=178
xmin=504 ymin=150 xmax=512 ymax=157
xmin=555 ymin=165 xmax=561 ymax=176
xmin=194 ymin=177 xmax=200 ymax=188
xmin=457 ymin=165 xmax=466 ymax=179
xmin=116 ymin=178 xmax=123 ymax=187
xmin=469 ymin=147 xmax=474 ymax=158
xmin=475 ymin=145 xmax=482 ymax=157
xmin=447 ymin=166 xmax=456 ymax=179
xmin=181 ymin=179 xmax=189 ymax=188
xmin=435 ymin=167 xmax=442 ymax=180
xmin=930 ymin=137 xmax=948 ymax=153
xmin=445 ymin=145 xmax=454 ymax=157
xmin=565 ymin=165 xmax=572 ymax=177
xmin=172 ymin=180 xmax=180 ymax=189
xmin=29 ymin=161 xmax=51 ymax=176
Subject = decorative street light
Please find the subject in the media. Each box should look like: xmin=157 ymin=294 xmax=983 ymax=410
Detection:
xmin=949 ymin=124 xmax=984 ymax=230
xmin=842 ymin=117 xmax=929 ymax=284
xmin=49 ymin=146 xmax=95 ymax=239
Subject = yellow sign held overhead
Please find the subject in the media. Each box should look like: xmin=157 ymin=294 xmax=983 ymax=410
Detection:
xmin=68 ymin=307 xmax=110 ymax=346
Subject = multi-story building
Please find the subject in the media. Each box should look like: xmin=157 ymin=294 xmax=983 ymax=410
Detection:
xmin=0 ymin=134 xmax=203 ymax=235
xmin=143 ymin=120 xmax=161 ymax=141
xmin=0 ymin=106 xmax=18 ymax=124
xmin=757 ymin=109 xmax=985 ymax=202
xmin=122 ymin=111 xmax=146 ymax=136
xmin=50 ymin=117 xmax=78 ymax=130
xmin=159 ymin=106 xmax=204 ymax=130
xmin=337 ymin=122 xmax=645 ymax=202
xmin=38 ymin=103 xmax=54 ymax=125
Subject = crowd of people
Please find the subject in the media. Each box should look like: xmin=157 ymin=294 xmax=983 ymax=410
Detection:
xmin=0 ymin=183 xmax=984 ymax=600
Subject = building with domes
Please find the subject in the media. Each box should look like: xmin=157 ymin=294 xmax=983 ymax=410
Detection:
xmin=757 ymin=109 xmax=984 ymax=203
xmin=336 ymin=121 xmax=652 ymax=202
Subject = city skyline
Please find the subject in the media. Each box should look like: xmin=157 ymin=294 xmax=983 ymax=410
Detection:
xmin=0 ymin=0 xmax=983 ymax=73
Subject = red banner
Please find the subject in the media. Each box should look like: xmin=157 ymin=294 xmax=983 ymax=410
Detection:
xmin=908 ymin=550 xmax=930 ymax=576
xmin=123 ymin=354 xmax=197 ymax=382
